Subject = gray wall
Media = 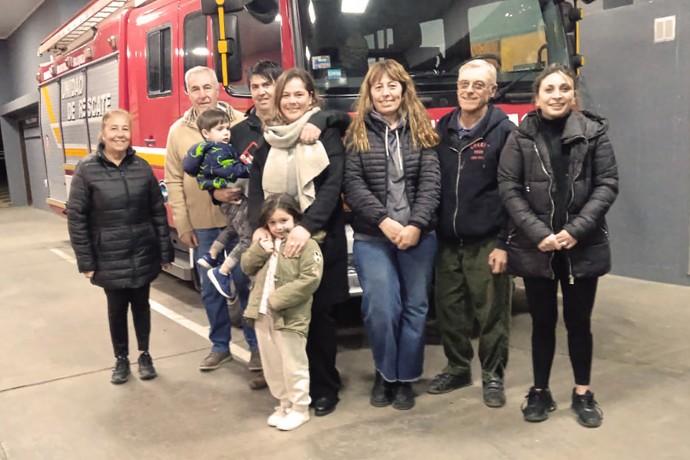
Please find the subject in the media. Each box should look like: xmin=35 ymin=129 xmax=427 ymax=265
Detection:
xmin=0 ymin=0 xmax=89 ymax=207
xmin=580 ymin=0 xmax=690 ymax=285
xmin=0 ymin=40 xmax=9 ymax=105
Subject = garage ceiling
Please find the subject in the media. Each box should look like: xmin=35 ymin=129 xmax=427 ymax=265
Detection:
xmin=0 ymin=0 xmax=45 ymax=40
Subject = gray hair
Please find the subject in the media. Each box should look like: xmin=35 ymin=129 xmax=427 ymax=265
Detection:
xmin=458 ymin=59 xmax=497 ymax=86
xmin=184 ymin=66 xmax=219 ymax=92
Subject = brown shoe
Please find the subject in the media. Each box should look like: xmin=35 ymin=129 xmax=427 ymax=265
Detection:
xmin=249 ymin=373 xmax=268 ymax=390
xmin=247 ymin=350 xmax=262 ymax=372
xmin=199 ymin=351 xmax=232 ymax=371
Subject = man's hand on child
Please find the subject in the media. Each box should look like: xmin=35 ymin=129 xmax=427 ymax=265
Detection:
xmin=213 ymin=187 xmax=242 ymax=203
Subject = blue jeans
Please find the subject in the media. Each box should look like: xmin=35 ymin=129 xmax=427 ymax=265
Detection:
xmin=196 ymin=228 xmax=257 ymax=353
xmin=353 ymin=232 xmax=437 ymax=382
xmin=231 ymin=262 xmax=258 ymax=352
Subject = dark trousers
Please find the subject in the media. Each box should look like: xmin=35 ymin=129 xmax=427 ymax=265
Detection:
xmin=435 ymin=237 xmax=512 ymax=381
xmin=104 ymin=284 xmax=152 ymax=358
xmin=307 ymin=284 xmax=341 ymax=400
xmin=523 ymin=252 xmax=598 ymax=389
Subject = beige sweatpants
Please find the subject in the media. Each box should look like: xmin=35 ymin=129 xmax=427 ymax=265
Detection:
xmin=255 ymin=313 xmax=311 ymax=412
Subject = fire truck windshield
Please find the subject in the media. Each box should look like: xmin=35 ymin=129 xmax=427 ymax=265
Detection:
xmin=296 ymin=0 xmax=569 ymax=104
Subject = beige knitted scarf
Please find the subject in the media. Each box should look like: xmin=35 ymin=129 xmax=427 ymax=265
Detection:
xmin=262 ymin=107 xmax=330 ymax=212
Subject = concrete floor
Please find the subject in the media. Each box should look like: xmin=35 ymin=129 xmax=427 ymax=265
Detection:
xmin=0 ymin=207 xmax=688 ymax=460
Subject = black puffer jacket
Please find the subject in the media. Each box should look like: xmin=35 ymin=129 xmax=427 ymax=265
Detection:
xmin=67 ymin=145 xmax=174 ymax=289
xmin=344 ymin=114 xmax=441 ymax=237
xmin=498 ymin=110 xmax=618 ymax=279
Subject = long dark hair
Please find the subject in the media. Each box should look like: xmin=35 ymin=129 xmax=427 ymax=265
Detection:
xmin=258 ymin=193 xmax=303 ymax=230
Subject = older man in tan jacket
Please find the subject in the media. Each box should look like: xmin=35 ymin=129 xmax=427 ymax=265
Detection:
xmin=165 ymin=66 xmax=249 ymax=371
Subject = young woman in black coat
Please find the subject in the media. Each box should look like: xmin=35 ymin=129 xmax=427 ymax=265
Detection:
xmin=67 ymin=109 xmax=173 ymax=384
xmin=498 ymin=65 xmax=618 ymax=428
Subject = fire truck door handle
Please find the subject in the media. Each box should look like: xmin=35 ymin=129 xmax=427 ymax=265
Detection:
xmin=144 ymin=137 xmax=156 ymax=146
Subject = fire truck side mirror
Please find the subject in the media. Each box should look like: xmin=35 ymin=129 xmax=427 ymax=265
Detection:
xmin=211 ymin=13 xmax=244 ymax=83
xmin=200 ymin=0 xmax=249 ymax=15
xmin=201 ymin=0 xmax=279 ymax=24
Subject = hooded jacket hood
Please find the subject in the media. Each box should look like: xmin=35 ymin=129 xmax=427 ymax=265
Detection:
xmin=517 ymin=110 xmax=608 ymax=143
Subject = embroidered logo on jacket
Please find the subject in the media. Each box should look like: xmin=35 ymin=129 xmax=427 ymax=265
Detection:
xmin=469 ymin=141 xmax=489 ymax=160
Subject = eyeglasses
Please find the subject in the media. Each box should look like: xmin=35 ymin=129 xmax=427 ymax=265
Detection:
xmin=457 ymin=80 xmax=492 ymax=91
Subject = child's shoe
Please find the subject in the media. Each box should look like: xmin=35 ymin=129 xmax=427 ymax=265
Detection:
xmin=197 ymin=252 xmax=220 ymax=270
xmin=208 ymin=267 xmax=235 ymax=299
xmin=277 ymin=408 xmax=310 ymax=431
xmin=267 ymin=405 xmax=291 ymax=427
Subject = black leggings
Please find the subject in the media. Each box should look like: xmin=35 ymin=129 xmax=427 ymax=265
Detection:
xmin=523 ymin=253 xmax=598 ymax=389
xmin=104 ymin=284 xmax=152 ymax=358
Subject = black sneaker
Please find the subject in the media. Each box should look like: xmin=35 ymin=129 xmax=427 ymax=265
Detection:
xmin=521 ymin=387 xmax=557 ymax=422
xmin=571 ymin=389 xmax=604 ymax=428
xmin=392 ymin=382 xmax=415 ymax=410
xmin=138 ymin=351 xmax=157 ymax=380
xmin=370 ymin=371 xmax=394 ymax=408
xmin=111 ymin=356 xmax=130 ymax=385
xmin=482 ymin=378 xmax=506 ymax=408
xmin=427 ymin=372 xmax=472 ymax=394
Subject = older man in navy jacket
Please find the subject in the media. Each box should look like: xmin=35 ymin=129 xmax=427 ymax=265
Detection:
xmin=427 ymin=59 xmax=515 ymax=408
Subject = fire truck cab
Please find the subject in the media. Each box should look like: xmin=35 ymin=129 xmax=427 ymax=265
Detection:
xmin=37 ymin=0 xmax=592 ymax=287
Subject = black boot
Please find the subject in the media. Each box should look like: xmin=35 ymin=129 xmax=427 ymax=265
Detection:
xmin=137 ymin=351 xmax=157 ymax=380
xmin=370 ymin=371 xmax=394 ymax=407
xmin=392 ymin=382 xmax=415 ymax=410
xmin=111 ymin=356 xmax=130 ymax=385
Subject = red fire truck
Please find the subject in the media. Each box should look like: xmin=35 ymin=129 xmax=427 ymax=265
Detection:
xmin=37 ymin=0 xmax=592 ymax=287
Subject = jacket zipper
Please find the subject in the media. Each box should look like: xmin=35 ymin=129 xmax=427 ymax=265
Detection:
xmin=533 ymin=143 xmax=556 ymax=279
xmin=450 ymin=137 xmax=483 ymax=237
xmin=118 ymin=164 xmax=138 ymax=282
xmin=564 ymin=136 xmax=586 ymax=284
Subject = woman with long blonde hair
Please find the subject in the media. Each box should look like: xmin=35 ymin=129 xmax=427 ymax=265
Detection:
xmin=344 ymin=59 xmax=441 ymax=410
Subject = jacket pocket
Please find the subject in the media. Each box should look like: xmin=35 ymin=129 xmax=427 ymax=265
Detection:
xmin=569 ymin=241 xmax=611 ymax=278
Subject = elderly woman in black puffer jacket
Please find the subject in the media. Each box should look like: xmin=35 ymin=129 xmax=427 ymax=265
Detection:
xmin=498 ymin=65 xmax=618 ymax=428
xmin=68 ymin=109 xmax=173 ymax=385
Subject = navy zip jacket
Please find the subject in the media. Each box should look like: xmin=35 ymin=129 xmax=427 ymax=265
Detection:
xmin=435 ymin=104 xmax=515 ymax=248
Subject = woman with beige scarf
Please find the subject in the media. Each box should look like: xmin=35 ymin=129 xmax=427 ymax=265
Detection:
xmin=248 ymin=68 xmax=348 ymax=417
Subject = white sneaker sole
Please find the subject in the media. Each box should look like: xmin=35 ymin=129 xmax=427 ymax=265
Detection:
xmin=208 ymin=269 xmax=231 ymax=299
xmin=197 ymin=258 xmax=214 ymax=270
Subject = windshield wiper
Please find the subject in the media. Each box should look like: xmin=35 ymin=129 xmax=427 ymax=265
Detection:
xmin=493 ymin=69 xmax=538 ymax=102
xmin=409 ymin=70 xmax=448 ymax=79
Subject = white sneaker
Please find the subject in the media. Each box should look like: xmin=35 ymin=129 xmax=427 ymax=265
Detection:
xmin=267 ymin=407 xmax=290 ymax=427
xmin=277 ymin=409 xmax=310 ymax=431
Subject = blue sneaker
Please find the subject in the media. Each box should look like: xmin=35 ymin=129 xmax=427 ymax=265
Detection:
xmin=208 ymin=267 xmax=235 ymax=299
xmin=197 ymin=252 xmax=220 ymax=270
